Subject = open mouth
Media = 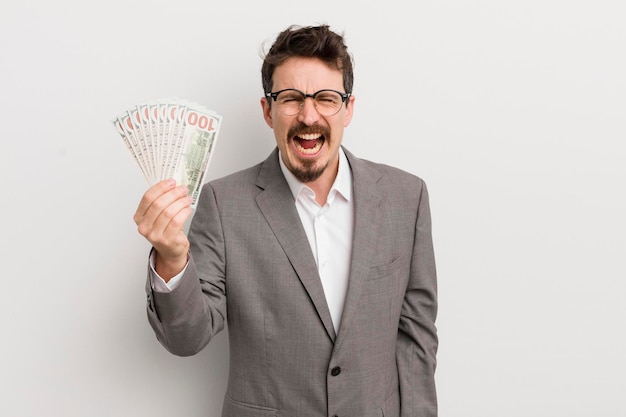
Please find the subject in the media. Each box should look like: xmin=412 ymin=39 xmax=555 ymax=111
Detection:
xmin=293 ymin=132 xmax=324 ymax=155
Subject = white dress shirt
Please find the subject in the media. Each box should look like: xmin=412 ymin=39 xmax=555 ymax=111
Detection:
xmin=151 ymin=149 xmax=355 ymax=331
xmin=278 ymin=149 xmax=354 ymax=331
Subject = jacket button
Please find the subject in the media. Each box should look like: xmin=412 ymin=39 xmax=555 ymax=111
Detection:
xmin=330 ymin=366 xmax=341 ymax=376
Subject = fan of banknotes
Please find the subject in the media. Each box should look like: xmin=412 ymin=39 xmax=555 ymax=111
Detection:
xmin=112 ymin=98 xmax=222 ymax=207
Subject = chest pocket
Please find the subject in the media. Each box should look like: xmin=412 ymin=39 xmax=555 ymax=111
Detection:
xmin=369 ymin=255 xmax=405 ymax=281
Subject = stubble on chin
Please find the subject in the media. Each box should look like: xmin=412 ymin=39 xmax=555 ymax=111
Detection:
xmin=289 ymin=159 xmax=327 ymax=183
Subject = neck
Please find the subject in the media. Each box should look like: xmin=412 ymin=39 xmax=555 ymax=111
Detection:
xmin=306 ymin=156 xmax=339 ymax=206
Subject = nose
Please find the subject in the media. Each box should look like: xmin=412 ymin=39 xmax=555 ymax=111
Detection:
xmin=297 ymin=97 xmax=321 ymax=125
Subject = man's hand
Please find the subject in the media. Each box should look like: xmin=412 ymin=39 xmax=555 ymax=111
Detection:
xmin=134 ymin=179 xmax=193 ymax=281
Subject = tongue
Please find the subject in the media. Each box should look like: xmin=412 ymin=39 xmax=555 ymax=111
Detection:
xmin=297 ymin=138 xmax=320 ymax=149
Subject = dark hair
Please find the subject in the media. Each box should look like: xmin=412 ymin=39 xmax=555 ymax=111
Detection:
xmin=261 ymin=24 xmax=354 ymax=95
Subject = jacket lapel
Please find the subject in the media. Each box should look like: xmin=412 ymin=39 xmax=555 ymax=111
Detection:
xmin=254 ymin=149 xmax=337 ymax=342
xmin=335 ymin=149 xmax=383 ymax=349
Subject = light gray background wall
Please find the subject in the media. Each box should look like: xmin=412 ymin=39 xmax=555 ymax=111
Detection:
xmin=1 ymin=1 xmax=624 ymax=416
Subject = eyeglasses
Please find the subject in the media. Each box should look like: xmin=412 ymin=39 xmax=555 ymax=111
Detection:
xmin=265 ymin=89 xmax=351 ymax=116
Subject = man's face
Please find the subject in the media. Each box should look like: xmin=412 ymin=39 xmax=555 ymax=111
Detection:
xmin=261 ymin=57 xmax=354 ymax=184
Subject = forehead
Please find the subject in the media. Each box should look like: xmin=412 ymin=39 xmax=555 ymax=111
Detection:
xmin=272 ymin=57 xmax=344 ymax=92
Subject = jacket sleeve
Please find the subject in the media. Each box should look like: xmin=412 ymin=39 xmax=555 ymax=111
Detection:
xmin=145 ymin=183 xmax=227 ymax=357
xmin=397 ymin=179 xmax=438 ymax=417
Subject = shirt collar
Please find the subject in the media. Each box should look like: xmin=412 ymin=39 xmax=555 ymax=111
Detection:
xmin=279 ymin=147 xmax=353 ymax=203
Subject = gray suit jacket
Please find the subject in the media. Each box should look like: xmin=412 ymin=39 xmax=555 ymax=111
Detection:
xmin=146 ymin=147 xmax=438 ymax=417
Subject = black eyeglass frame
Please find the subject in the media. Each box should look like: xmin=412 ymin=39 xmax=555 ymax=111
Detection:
xmin=265 ymin=88 xmax=351 ymax=115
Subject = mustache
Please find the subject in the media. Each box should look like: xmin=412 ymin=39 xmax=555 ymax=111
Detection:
xmin=288 ymin=123 xmax=330 ymax=138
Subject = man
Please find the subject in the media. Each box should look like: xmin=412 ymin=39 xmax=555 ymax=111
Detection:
xmin=134 ymin=24 xmax=438 ymax=417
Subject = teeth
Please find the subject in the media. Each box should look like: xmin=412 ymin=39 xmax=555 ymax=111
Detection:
xmin=297 ymin=133 xmax=322 ymax=140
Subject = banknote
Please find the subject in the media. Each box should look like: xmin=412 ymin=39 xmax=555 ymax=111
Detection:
xmin=112 ymin=99 xmax=222 ymax=207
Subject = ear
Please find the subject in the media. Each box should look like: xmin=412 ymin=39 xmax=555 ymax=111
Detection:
xmin=343 ymin=95 xmax=355 ymax=127
xmin=261 ymin=97 xmax=273 ymax=128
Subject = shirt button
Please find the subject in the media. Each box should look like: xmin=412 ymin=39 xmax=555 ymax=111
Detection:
xmin=331 ymin=366 xmax=341 ymax=376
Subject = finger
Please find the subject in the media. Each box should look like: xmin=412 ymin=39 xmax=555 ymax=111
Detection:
xmin=164 ymin=200 xmax=194 ymax=234
xmin=135 ymin=184 xmax=188 ymax=233
xmin=134 ymin=179 xmax=177 ymax=222
xmin=150 ymin=192 xmax=193 ymax=240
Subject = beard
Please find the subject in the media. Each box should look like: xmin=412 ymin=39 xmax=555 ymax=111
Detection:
xmin=289 ymin=159 xmax=328 ymax=183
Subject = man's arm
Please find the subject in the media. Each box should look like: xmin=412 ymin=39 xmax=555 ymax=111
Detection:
xmin=397 ymin=179 xmax=438 ymax=417
xmin=144 ymin=183 xmax=227 ymax=357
